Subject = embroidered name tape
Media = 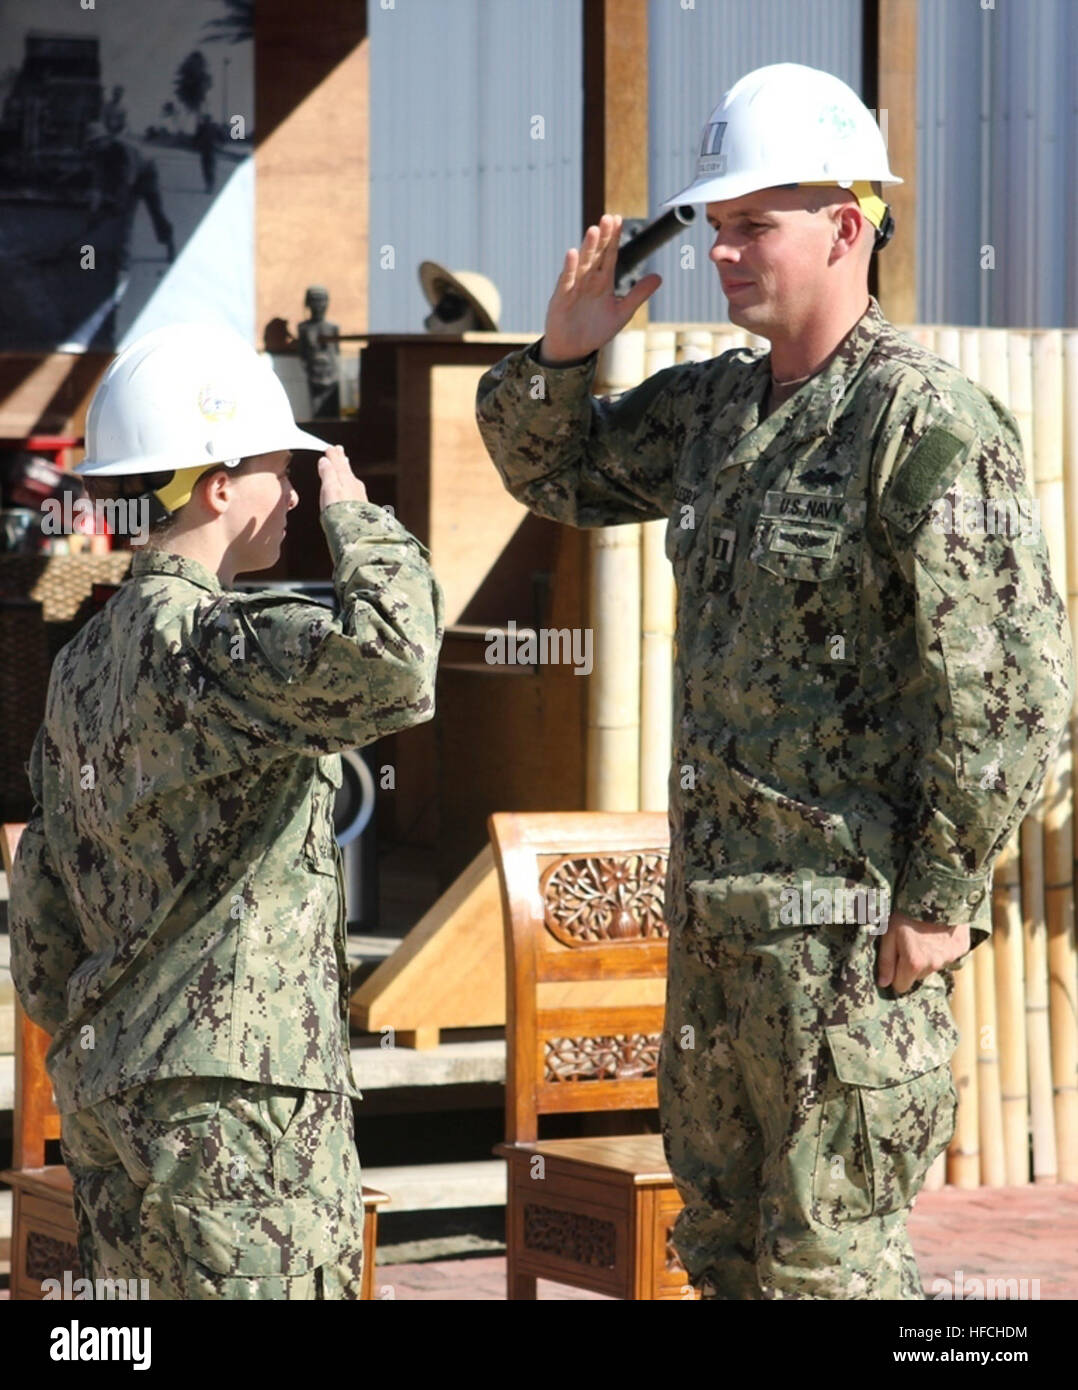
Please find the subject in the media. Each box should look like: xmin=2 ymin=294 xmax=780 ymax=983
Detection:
xmin=763 ymin=490 xmax=849 ymax=524
xmin=763 ymin=491 xmax=868 ymax=526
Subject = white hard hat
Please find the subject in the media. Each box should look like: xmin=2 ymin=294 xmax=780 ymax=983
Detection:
xmin=663 ymin=63 xmax=902 ymax=207
xmin=77 ymin=322 xmax=330 ymax=478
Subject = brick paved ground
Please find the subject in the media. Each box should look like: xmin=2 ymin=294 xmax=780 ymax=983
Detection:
xmin=375 ymin=1184 xmax=1078 ymax=1300
xmin=4 ymin=1184 xmax=1074 ymax=1301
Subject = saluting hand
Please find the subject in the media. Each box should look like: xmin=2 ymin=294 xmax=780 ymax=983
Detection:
xmin=318 ymin=443 xmax=368 ymax=510
xmin=539 ymin=212 xmax=662 ymax=366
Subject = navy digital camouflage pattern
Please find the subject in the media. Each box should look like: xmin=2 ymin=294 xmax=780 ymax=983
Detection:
xmin=10 ymin=499 xmax=444 ymax=1115
xmin=60 ymin=1075 xmax=367 ymax=1300
xmin=475 ymin=296 xmax=1073 ymax=1297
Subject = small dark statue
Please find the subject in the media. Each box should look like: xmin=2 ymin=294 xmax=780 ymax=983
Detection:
xmin=297 ymin=285 xmax=340 ymax=419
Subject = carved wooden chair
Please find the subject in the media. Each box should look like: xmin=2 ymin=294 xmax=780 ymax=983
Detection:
xmin=0 ymin=822 xmax=387 ymax=1299
xmin=488 ymin=811 xmax=697 ymax=1300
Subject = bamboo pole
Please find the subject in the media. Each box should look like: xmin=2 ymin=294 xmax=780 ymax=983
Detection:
xmin=645 ymin=328 xmax=676 ymax=374
xmin=714 ymin=328 xmax=748 ymax=355
xmin=1008 ymin=331 xmax=1036 ymax=493
xmin=1045 ymin=719 xmax=1077 ymax=1182
xmin=959 ymin=328 xmax=980 ymax=388
xmin=923 ymin=1147 xmax=946 ymax=1191
xmin=993 ymin=833 xmax=1030 ymax=1183
xmin=947 ymin=960 xmax=981 ymax=1186
xmin=978 ymin=328 xmax=1011 ymax=406
xmin=964 ymin=323 xmax=1006 ymax=1187
xmin=935 ymin=326 xmax=962 ymax=370
xmin=639 ymin=329 xmax=677 ymax=814
xmin=1022 ymin=787 xmax=1059 ymax=1184
xmin=1055 ymin=328 xmax=1078 ymax=1181
xmin=1021 ymin=330 xmax=1059 ymax=1183
xmin=587 ymin=331 xmax=644 ymax=811
xmin=975 ymin=934 xmax=1007 ymax=1185
xmin=675 ymin=329 xmax=713 ymax=364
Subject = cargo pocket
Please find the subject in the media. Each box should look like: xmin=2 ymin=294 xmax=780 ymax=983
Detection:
xmin=172 ymin=1198 xmax=344 ymax=1299
xmin=812 ymin=989 xmax=959 ymax=1228
xmin=705 ymin=754 xmax=878 ymax=891
xmin=748 ymin=514 xmax=862 ymax=665
xmin=688 ymin=868 xmax=884 ymax=943
xmin=155 ymin=1077 xmax=225 ymax=1125
xmin=257 ymin=1084 xmax=305 ymax=1145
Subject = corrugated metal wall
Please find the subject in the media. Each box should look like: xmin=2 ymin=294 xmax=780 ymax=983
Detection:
xmin=646 ymin=0 xmax=864 ymax=327
xmin=369 ymin=0 xmax=1075 ymax=335
xmin=368 ymin=0 xmax=582 ymax=334
xmin=918 ymin=0 xmax=1077 ymax=328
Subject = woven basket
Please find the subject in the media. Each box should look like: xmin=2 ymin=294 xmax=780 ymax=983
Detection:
xmin=0 ymin=554 xmax=133 ymax=820
xmin=0 ymin=552 xmax=133 ymax=664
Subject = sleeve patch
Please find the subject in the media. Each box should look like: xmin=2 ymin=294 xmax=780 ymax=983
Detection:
xmin=881 ymin=424 xmax=972 ymax=533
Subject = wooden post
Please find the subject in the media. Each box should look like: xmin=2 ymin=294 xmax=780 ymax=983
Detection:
xmin=581 ymin=0 xmax=650 ymax=811
xmin=255 ymin=0 xmax=368 ymax=343
xmin=871 ymin=0 xmax=918 ymax=322
xmin=583 ymin=0 xmax=650 ymax=330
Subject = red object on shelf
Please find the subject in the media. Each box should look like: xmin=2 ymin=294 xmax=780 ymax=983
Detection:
xmin=0 ymin=435 xmax=82 ymax=471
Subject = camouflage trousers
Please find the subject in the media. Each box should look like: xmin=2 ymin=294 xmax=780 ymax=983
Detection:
xmin=658 ymin=873 xmax=959 ymax=1300
xmin=60 ymin=1077 xmax=366 ymax=1300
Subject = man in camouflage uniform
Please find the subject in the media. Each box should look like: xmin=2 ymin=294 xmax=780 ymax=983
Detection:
xmin=475 ymin=65 xmax=1073 ymax=1298
xmin=10 ymin=324 xmax=444 ymax=1298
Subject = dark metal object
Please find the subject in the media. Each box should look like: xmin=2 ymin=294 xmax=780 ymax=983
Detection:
xmin=613 ymin=205 xmax=696 ymax=293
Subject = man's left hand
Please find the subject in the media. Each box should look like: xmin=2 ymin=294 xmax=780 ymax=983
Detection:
xmin=876 ymin=911 xmax=971 ymax=995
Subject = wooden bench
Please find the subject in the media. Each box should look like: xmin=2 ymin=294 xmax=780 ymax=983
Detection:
xmin=0 ymin=821 xmax=387 ymax=1299
xmin=488 ymin=811 xmax=697 ymax=1300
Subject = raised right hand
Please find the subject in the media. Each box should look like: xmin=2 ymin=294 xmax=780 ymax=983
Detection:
xmin=318 ymin=443 xmax=368 ymax=510
xmin=539 ymin=212 xmax=662 ymax=365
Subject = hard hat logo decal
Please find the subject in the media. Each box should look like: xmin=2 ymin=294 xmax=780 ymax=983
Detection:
xmin=197 ymin=384 xmax=237 ymax=422
xmin=77 ymin=322 xmax=314 ymax=477
xmin=819 ymin=104 xmax=856 ymax=141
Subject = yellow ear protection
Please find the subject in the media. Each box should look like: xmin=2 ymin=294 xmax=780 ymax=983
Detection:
xmin=796 ymin=180 xmax=894 ymax=249
xmin=848 ymin=180 xmax=894 ymax=248
xmin=152 ymin=459 xmax=241 ymax=513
